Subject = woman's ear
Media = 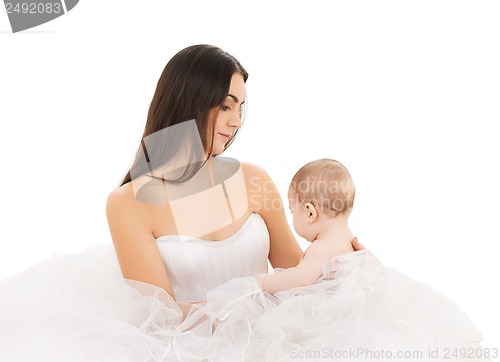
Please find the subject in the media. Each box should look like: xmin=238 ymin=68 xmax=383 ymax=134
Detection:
xmin=303 ymin=202 xmax=318 ymax=223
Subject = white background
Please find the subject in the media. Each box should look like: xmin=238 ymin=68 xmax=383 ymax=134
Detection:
xmin=1 ymin=0 xmax=498 ymax=349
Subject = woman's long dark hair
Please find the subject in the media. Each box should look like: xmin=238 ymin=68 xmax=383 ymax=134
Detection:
xmin=119 ymin=44 xmax=248 ymax=187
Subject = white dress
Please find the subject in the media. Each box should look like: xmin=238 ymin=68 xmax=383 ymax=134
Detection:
xmin=0 ymin=214 xmax=489 ymax=361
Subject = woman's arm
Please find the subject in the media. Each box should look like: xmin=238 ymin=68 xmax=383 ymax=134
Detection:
xmin=241 ymin=163 xmax=303 ymax=268
xmin=106 ymin=185 xmax=175 ymax=299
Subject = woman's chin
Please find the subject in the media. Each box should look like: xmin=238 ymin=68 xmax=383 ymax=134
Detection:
xmin=211 ymin=145 xmax=226 ymax=155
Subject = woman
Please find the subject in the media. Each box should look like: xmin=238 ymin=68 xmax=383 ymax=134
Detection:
xmin=0 ymin=44 xmax=362 ymax=361
xmin=107 ymin=44 xmax=360 ymax=310
xmin=108 ymin=44 xmax=301 ymax=304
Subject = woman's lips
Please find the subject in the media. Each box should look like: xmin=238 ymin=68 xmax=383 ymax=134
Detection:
xmin=218 ymin=133 xmax=230 ymax=140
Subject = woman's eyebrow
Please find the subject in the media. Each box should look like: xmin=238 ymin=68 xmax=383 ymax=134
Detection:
xmin=227 ymin=94 xmax=245 ymax=104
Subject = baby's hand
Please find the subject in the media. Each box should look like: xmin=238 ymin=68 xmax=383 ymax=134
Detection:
xmin=255 ymin=273 xmax=267 ymax=291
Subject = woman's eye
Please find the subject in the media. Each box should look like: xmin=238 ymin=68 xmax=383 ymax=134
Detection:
xmin=222 ymin=105 xmax=231 ymax=111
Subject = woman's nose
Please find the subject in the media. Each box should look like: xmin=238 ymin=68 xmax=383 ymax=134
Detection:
xmin=228 ymin=111 xmax=242 ymax=129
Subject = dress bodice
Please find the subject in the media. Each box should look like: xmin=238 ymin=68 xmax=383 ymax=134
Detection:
xmin=155 ymin=213 xmax=270 ymax=302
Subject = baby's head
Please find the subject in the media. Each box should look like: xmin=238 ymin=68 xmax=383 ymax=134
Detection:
xmin=288 ymin=159 xmax=355 ymax=241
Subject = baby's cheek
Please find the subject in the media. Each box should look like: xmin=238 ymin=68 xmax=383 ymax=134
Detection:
xmin=293 ymin=219 xmax=304 ymax=238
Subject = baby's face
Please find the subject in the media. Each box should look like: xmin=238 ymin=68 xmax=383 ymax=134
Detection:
xmin=287 ymin=188 xmax=313 ymax=241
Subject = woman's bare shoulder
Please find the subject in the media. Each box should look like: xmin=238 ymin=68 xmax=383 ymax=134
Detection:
xmin=211 ymin=157 xmax=269 ymax=180
xmin=105 ymin=181 xmax=151 ymax=224
xmin=240 ymin=161 xmax=272 ymax=181
xmin=106 ymin=182 xmax=136 ymax=210
xmin=106 ymin=177 xmax=165 ymax=210
xmin=105 ymin=181 xmax=158 ymax=245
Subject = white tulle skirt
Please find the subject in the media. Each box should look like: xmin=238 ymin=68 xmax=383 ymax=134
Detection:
xmin=0 ymin=245 xmax=488 ymax=361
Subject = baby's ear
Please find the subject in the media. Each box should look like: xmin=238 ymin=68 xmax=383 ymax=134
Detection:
xmin=304 ymin=202 xmax=318 ymax=222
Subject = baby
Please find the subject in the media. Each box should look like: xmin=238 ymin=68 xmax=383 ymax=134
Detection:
xmin=255 ymin=158 xmax=357 ymax=293
xmin=208 ymin=158 xmax=487 ymax=360
xmin=251 ymin=158 xmax=488 ymax=359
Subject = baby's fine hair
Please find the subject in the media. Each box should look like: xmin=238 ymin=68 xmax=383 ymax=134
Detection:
xmin=290 ymin=159 xmax=355 ymax=217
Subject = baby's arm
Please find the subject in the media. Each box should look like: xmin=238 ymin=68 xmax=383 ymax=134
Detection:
xmin=256 ymin=244 xmax=327 ymax=294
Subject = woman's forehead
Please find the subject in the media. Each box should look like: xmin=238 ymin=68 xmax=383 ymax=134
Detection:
xmin=228 ymin=73 xmax=246 ymax=101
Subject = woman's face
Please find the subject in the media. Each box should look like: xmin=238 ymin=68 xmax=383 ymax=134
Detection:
xmin=208 ymin=72 xmax=246 ymax=155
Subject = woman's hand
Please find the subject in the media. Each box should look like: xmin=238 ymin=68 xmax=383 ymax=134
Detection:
xmin=351 ymin=237 xmax=366 ymax=251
